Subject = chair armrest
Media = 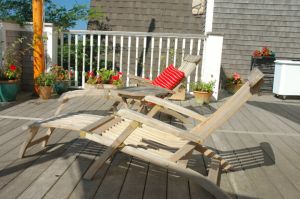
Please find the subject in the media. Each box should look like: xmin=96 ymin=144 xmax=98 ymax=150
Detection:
xmin=145 ymin=96 xmax=207 ymax=122
xmin=117 ymin=109 xmax=203 ymax=142
xmin=128 ymin=74 xmax=152 ymax=86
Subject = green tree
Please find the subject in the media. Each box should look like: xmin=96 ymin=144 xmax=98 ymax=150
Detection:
xmin=0 ymin=0 xmax=90 ymax=30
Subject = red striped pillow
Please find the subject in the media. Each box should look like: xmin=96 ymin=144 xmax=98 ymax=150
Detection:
xmin=151 ymin=64 xmax=185 ymax=90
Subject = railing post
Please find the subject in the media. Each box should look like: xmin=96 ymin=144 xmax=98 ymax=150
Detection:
xmin=43 ymin=24 xmax=57 ymax=71
xmin=0 ymin=23 xmax=6 ymax=68
xmin=201 ymin=34 xmax=223 ymax=100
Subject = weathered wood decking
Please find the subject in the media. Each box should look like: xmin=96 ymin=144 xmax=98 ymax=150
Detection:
xmin=0 ymin=93 xmax=299 ymax=199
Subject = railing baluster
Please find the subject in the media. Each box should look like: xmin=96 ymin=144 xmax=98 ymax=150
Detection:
xmin=97 ymin=35 xmax=101 ymax=71
xmin=195 ymin=39 xmax=202 ymax=82
xmin=74 ymin=34 xmax=78 ymax=87
xmin=166 ymin=38 xmax=170 ymax=67
xmin=150 ymin=37 xmax=154 ymax=80
xmin=112 ymin=35 xmax=116 ymax=70
xmin=105 ymin=35 xmax=108 ymax=69
xmin=120 ymin=36 xmax=124 ymax=72
xmin=60 ymin=34 xmax=63 ymax=66
xmin=142 ymin=37 xmax=146 ymax=78
xmin=67 ymin=33 xmax=71 ymax=80
xmin=126 ymin=36 xmax=131 ymax=86
xmin=187 ymin=39 xmax=194 ymax=92
xmin=82 ymin=35 xmax=86 ymax=87
xmin=90 ymin=34 xmax=93 ymax=72
xmin=181 ymin=38 xmax=186 ymax=63
xmin=173 ymin=38 xmax=178 ymax=66
xmin=135 ymin=37 xmax=139 ymax=76
xmin=157 ymin=37 xmax=162 ymax=76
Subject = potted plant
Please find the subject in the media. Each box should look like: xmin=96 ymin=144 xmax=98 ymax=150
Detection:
xmin=225 ymin=72 xmax=244 ymax=94
xmin=35 ymin=72 xmax=56 ymax=100
xmin=50 ymin=65 xmax=70 ymax=95
xmin=190 ymin=80 xmax=215 ymax=105
xmin=85 ymin=68 xmax=123 ymax=89
xmin=0 ymin=64 xmax=22 ymax=102
xmin=0 ymin=37 xmax=28 ymax=102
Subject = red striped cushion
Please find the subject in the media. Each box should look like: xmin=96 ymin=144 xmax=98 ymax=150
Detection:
xmin=151 ymin=64 xmax=185 ymax=90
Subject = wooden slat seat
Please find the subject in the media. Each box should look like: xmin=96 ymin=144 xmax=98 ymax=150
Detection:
xmin=30 ymin=114 xmax=106 ymax=131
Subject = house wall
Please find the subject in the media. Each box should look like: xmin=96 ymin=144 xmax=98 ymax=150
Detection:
xmin=90 ymin=0 xmax=206 ymax=34
xmin=212 ymin=0 xmax=300 ymax=79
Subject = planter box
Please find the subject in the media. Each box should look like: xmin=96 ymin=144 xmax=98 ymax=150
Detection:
xmin=84 ymin=83 xmax=117 ymax=90
xmin=251 ymin=56 xmax=276 ymax=93
xmin=226 ymin=83 xmax=243 ymax=94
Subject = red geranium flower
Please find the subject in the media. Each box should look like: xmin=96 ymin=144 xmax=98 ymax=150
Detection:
xmin=117 ymin=72 xmax=123 ymax=77
xmin=233 ymin=72 xmax=240 ymax=81
xmin=9 ymin=65 xmax=17 ymax=71
xmin=87 ymin=71 xmax=94 ymax=78
xmin=111 ymin=75 xmax=119 ymax=81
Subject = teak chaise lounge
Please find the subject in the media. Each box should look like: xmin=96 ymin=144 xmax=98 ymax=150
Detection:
xmin=19 ymin=68 xmax=264 ymax=199
xmin=128 ymin=54 xmax=201 ymax=100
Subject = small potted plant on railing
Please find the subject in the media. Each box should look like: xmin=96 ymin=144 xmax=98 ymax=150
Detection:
xmin=85 ymin=68 xmax=123 ymax=89
xmin=35 ymin=72 xmax=56 ymax=100
xmin=190 ymin=80 xmax=215 ymax=105
xmin=50 ymin=65 xmax=70 ymax=95
xmin=225 ymin=72 xmax=244 ymax=94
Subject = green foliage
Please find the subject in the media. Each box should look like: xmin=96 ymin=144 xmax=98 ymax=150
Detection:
xmin=35 ymin=72 xmax=56 ymax=86
xmin=0 ymin=0 xmax=90 ymax=30
xmin=0 ymin=37 xmax=31 ymax=81
xmin=98 ymin=68 xmax=114 ymax=83
xmin=190 ymin=80 xmax=215 ymax=93
xmin=50 ymin=65 xmax=69 ymax=81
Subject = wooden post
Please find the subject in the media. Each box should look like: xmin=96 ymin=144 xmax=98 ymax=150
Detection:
xmin=32 ymin=0 xmax=45 ymax=80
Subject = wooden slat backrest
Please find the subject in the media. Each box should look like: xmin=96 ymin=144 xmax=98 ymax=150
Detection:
xmin=190 ymin=68 xmax=264 ymax=143
xmin=178 ymin=55 xmax=201 ymax=78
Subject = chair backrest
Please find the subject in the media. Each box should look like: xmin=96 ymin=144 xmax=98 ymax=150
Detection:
xmin=178 ymin=55 xmax=201 ymax=78
xmin=190 ymin=68 xmax=264 ymax=143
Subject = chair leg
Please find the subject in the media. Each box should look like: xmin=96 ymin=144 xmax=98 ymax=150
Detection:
xmin=41 ymin=127 xmax=55 ymax=147
xmin=19 ymin=127 xmax=39 ymax=158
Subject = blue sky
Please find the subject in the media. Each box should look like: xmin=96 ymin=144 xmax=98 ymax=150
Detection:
xmin=52 ymin=0 xmax=90 ymax=29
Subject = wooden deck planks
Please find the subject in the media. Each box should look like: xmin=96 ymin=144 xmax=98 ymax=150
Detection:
xmin=240 ymin=103 xmax=300 ymax=198
xmin=143 ymin=164 xmax=167 ymax=199
xmin=0 ymin=94 xmax=299 ymax=199
xmin=93 ymin=153 xmax=132 ymax=199
xmin=119 ymin=158 xmax=149 ymax=199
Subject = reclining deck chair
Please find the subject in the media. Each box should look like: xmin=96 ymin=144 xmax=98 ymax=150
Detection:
xmin=19 ymin=68 xmax=264 ymax=199
xmin=128 ymin=54 xmax=201 ymax=100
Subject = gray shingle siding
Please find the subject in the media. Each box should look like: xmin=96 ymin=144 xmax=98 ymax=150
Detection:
xmin=90 ymin=0 xmax=205 ymax=34
xmin=212 ymin=0 xmax=300 ymax=78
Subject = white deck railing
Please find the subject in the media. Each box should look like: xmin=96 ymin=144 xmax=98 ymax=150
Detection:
xmin=59 ymin=30 xmax=206 ymax=91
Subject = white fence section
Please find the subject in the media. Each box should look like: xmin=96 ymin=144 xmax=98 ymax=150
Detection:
xmin=201 ymin=34 xmax=223 ymax=100
xmin=59 ymin=30 xmax=206 ymax=91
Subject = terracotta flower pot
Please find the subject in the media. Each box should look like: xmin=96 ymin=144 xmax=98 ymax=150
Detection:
xmin=193 ymin=91 xmax=212 ymax=105
xmin=39 ymin=86 xmax=52 ymax=100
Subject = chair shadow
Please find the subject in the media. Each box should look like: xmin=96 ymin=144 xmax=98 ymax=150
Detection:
xmin=205 ymin=142 xmax=275 ymax=172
